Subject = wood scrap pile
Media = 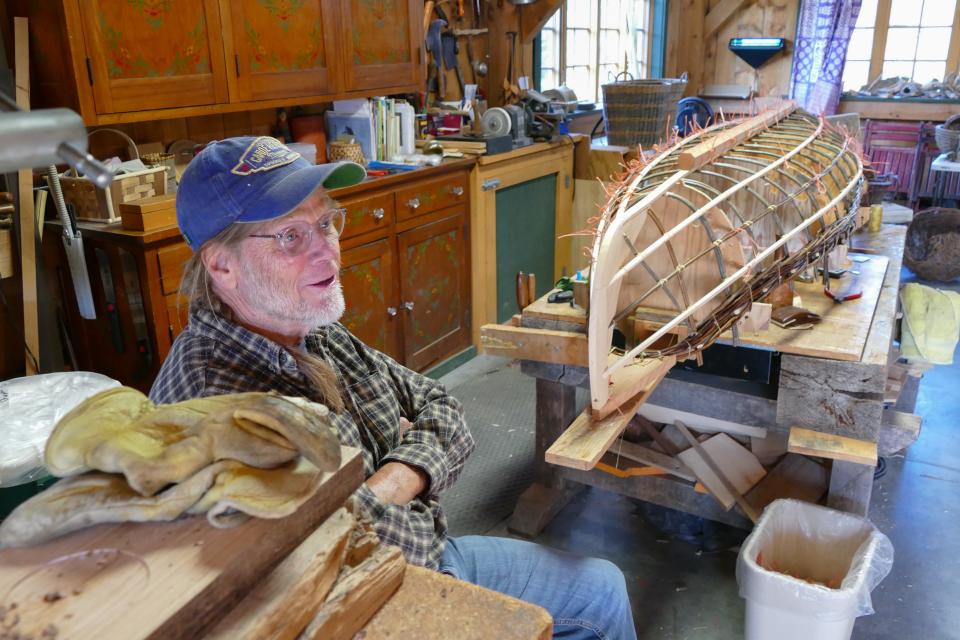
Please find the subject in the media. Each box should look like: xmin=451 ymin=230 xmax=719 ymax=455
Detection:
xmin=847 ymin=73 xmax=960 ymax=99
xmin=602 ymin=412 xmax=830 ymax=523
xmin=210 ymin=504 xmax=407 ymax=640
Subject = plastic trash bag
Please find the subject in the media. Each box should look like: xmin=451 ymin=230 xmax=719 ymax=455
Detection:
xmin=0 ymin=372 xmax=120 ymax=487
xmin=736 ymin=499 xmax=894 ymax=639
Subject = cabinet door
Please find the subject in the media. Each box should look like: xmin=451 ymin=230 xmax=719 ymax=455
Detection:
xmin=397 ymin=209 xmax=471 ymax=371
xmin=78 ymin=0 xmax=229 ymax=113
xmin=221 ymin=0 xmax=338 ymax=101
xmin=337 ymin=0 xmax=422 ymax=92
xmin=340 ymin=238 xmax=402 ymax=361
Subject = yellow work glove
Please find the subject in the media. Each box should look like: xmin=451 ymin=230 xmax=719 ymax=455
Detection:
xmin=44 ymin=388 xmax=341 ymax=496
xmin=0 ymin=458 xmax=327 ymax=548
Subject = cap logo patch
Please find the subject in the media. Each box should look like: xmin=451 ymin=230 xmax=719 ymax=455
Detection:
xmin=231 ymin=136 xmax=301 ymax=176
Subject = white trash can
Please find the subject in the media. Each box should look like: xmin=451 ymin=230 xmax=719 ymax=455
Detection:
xmin=736 ymin=499 xmax=894 ymax=640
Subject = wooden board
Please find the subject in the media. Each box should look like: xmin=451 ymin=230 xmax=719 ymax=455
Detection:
xmin=878 ymin=409 xmax=922 ymax=456
xmin=479 ymin=324 xmax=587 ymax=366
xmin=638 ymin=403 xmax=767 ymax=439
xmin=14 ymin=17 xmax=38 ymax=375
xmin=0 ymin=448 xmax=364 ymax=640
xmin=613 ymin=440 xmax=697 ymax=482
xmin=594 ymin=355 xmax=675 ymax=420
xmin=745 ymin=453 xmax=828 ymax=514
xmin=678 ymin=432 xmax=766 ymax=512
xmin=677 ymin=102 xmax=795 ymax=171
xmin=362 ymin=565 xmax=552 ymax=640
xmin=207 ymin=508 xmax=355 ymax=640
xmin=300 ymin=545 xmax=406 ymax=640
xmin=545 ymin=398 xmax=644 ymax=471
xmin=718 ymin=254 xmax=889 ymax=362
xmin=788 ymin=426 xmax=878 ymax=466
xmin=523 ymin=290 xmax=588 ymax=327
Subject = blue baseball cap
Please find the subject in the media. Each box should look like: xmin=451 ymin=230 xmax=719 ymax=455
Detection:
xmin=176 ymin=136 xmax=366 ymax=251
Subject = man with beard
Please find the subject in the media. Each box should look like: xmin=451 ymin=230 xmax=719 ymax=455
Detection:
xmin=150 ymin=136 xmax=636 ymax=639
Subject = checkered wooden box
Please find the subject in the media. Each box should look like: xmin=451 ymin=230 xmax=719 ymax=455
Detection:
xmin=54 ymin=166 xmax=168 ymax=223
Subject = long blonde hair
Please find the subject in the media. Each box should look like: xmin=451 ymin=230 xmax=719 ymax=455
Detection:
xmin=179 ymin=222 xmax=345 ymax=412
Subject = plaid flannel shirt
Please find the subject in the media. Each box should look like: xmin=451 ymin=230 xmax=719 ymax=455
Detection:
xmin=149 ymin=306 xmax=475 ymax=569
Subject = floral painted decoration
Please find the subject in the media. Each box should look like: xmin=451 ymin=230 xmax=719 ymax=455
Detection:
xmin=126 ymin=0 xmax=173 ymax=30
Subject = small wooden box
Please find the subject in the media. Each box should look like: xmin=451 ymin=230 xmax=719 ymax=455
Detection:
xmin=119 ymin=193 xmax=178 ymax=231
xmin=54 ymin=166 xmax=168 ymax=223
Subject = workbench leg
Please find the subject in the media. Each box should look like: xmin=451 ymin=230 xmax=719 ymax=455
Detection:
xmin=508 ymin=378 xmax=584 ymax=538
xmin=827 ymin=460 xmax=874 ymax=517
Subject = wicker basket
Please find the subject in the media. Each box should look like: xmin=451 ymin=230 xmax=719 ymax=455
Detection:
xmin=52 ymin=128 xmax=168 ymax=223
xmin=55 ymin=166 xmax=168 ymax=223
xmin=934 ymin=114 xmax=960 ymax=154
xmin=328 ymin=141 xmax=365 ymax=165
xmin=601 ymin=73 xmax=687 ymax=147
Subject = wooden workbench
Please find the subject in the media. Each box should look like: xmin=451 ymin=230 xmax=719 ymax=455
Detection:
xmin=505 ymin=225 xmax=914 ymax=536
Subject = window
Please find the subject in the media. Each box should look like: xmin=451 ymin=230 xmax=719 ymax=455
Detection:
xmin=538 ymin=0 xmax=654 ymax=103
xmin=842 ymin=0 xmax=960 ymax=92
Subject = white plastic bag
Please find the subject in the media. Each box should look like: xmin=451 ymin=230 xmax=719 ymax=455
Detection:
xmin=0 ymin=372 xmax=120 ymax=487
xmin=736 ymin=499 xmax=894 ymax=640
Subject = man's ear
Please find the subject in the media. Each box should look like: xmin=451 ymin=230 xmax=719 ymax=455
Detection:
xmin=201 ymin=243 xmax=239 ymax=291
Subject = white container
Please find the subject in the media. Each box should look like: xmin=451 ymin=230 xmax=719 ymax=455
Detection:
xmin=736 ymin=499 xmax=893 ymax=640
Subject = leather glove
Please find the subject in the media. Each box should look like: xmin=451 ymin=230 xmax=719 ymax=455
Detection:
xmin=0 ymin=458 xmax=327 ymax=548
xmin=45 ymin=388 xmax=341 ymax=496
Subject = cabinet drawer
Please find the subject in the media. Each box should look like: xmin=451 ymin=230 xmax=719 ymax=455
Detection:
xmin=339 ymin=192 xmax=394 ymax=240
xmin=157 ymin=244 xmax=192 ymax=296
xmin=395 ymin=174 xmax=468 ymax=221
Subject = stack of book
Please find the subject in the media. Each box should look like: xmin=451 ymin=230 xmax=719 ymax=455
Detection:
xmin=325 ymin=98 xmax=415 ymax=164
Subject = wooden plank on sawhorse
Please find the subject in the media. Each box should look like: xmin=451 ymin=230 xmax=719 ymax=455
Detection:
xmin=479 ymin=324 xmax=588 ymax=366
xmin=788 ymin=426 xmax=878 ymax=466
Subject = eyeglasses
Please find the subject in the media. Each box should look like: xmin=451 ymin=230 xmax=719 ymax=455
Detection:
xmin=248 ymin=208 xmax=346 ymax=256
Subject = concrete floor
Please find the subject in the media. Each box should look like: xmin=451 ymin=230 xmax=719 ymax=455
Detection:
xmin=440 ymin=269 xmax=960 ymax=639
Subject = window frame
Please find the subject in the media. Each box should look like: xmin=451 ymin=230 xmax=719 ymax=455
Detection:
xmin=856 ymin=0 xmax=960 ymax=87
xmin=536 ymin=0 xmax=655 ymax=103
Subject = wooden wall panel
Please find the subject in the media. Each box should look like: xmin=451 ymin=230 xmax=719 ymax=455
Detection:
xmin=673 ymin=0 xmax=799 ymax=98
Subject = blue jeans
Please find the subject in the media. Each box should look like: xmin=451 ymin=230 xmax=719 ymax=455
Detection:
xmin=440 ymin=535 xmax=637 ymax=640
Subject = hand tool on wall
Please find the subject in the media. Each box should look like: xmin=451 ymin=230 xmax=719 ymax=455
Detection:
xmin=423 ymin=1 xmax=435 ymax=34
xmin=441 ymin=31 xmax=465 ymax=98
xmin=426 ymin=19 xmax=447 ymax=99
xmin=503 ymin=31 xmax=520 ymax=104
xmin=454 ymin=28 xmax=488 ymax=83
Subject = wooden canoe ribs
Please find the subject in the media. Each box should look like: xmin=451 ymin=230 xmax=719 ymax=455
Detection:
xmin=588 ymin=101 xmax=865 ymax=416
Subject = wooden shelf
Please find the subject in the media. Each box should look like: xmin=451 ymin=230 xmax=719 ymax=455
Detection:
xmin=838 ymin=98 xmax=959 ymax=121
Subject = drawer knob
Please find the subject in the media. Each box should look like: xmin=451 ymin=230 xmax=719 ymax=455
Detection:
xmin=451 ymin=186 xmax=464 ymax=196
xmin=387 ymin=306 xmax=398 ymax=317
xmin=372 ymin=207 xmax=385 ymax=220
xmin=407 ymin=197 xmax=420 ymax=209
xmin=402 ymin=301 xmax=415 ymax=311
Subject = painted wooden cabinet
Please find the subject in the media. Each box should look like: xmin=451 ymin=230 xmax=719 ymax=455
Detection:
xmin=44 ymin=162 xmax=473 ymax=392
xmin=397 ymin=210 xmax=471 ymax=371
xmin=77 ymin=0 xmax=229 ymax=113
xmin=341 ymin=237 xmax=402 ymax=362
xmin=221 ymin=0 xmax=339 ymax=101
xmin=9 ymin=0 xmax=422 ymax=124
xmin=338 ymin=0 xmax=422 ymax=92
